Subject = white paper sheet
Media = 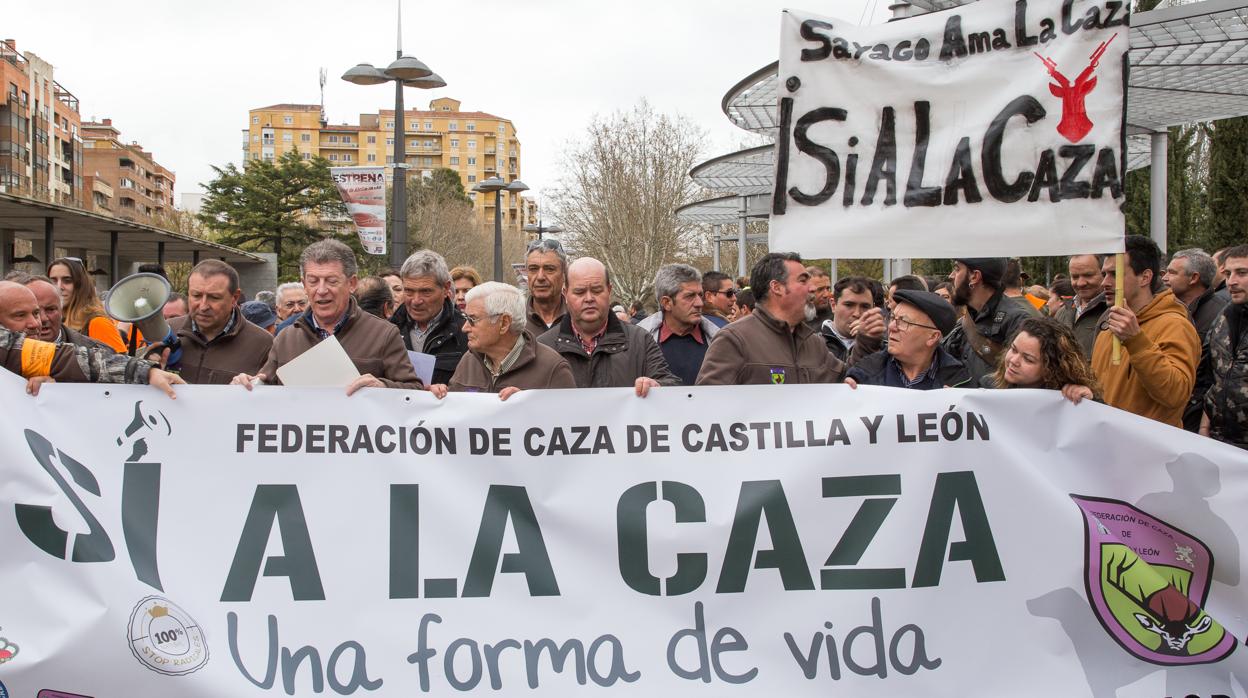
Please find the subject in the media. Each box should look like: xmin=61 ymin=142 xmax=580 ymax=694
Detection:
xmin=407 ymin=351 xmax=436 ymax=386
xmin=275 ymin=335 xmax=361 ymax=387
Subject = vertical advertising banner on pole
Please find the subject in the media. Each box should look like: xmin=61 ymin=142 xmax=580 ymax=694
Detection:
xmin=330 ymin=166 xmax=387 ymax=256
xmin=772 ymin=0 xmax=1129 ymax=259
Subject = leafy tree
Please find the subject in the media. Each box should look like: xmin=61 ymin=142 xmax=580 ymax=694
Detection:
xmin=198 ymin=151 xmax=353 ymax=280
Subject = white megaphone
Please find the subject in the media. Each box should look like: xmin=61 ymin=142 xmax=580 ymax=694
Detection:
xmin=106 ymin=273 xmax=179 ymax=360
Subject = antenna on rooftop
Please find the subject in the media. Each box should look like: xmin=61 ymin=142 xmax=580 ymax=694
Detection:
xmin=319 ymin=67 xmax=327 ymax=127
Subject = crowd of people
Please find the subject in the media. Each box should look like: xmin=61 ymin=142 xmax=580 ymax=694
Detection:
xmin=1 ymin=235 xmax=1244 ymax=450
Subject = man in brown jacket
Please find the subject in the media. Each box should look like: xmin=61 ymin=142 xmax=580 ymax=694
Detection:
xmin=538 ymin=258 xmax=678 ymax=395
xmin=429 ymin=281 xmax=574 ymax=399
xmin=160 ymin=260 xmax=272 ymax=385
xmin=697 ymin=253 xmax=848 ymax=385
xmin=231 ymin=240 xmax=421 ymax=394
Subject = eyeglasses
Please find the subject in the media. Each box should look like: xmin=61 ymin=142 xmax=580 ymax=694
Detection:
xmin=711 ymin=289 xmax=737 ymax=298
xmin=526 ymin=239 xmax=564 ymax=253
xmin=464 ymin=313 xmax=500 ymax=326
xmin=889 ymin=314 xmax=939 ymax=332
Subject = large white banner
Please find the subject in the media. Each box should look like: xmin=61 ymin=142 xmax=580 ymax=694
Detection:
xmin=330 ymin=166 xmax=386 ymax=256
xmin=772 ymin=0 xmax=1128 ymax=258
xmin=1 ymin=375 xmax=1246 ymax=697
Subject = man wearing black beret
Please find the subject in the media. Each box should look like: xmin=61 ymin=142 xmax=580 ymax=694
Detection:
xmin=845 ymin=290 xmax=976 ymax=389
xmin=941 ymin=257 xmax=1031 ymax=384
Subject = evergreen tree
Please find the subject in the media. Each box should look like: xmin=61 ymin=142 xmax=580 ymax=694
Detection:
xmin=198 ymin=151 xmax=352 ymax=280
xmin=1204 ymin=116 xmax=1248 ymax=252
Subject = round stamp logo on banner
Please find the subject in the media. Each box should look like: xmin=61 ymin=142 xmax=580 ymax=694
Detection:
xmin=127 ymin=596 xmax=208 ymax=675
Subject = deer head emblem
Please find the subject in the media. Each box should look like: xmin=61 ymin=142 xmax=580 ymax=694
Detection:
xmin=1034 ymin=34 xmax=1118 ymax=143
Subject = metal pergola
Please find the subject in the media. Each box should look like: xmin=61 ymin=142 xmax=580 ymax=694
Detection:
xmin=714 ymin=0 xmax=1248 ymax=253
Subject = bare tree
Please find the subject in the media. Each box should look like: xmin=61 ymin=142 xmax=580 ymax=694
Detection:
xmin=549 ymin=101 xmax=707 ymax=304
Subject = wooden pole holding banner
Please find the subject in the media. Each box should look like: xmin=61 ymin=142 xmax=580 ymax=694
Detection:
xmin=1112 ymin=253 xmax=1124 ymax=365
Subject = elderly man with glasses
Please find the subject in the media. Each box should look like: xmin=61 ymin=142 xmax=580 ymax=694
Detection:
xmin=230 ymin=239 xmax=422 ymax=394
xmin=524 ymin=239 xmax=569 ymax=333
xmin=428 ymin=282 xmax=574 ymax=400
xmin=844 ymin=290 xmax=976 ymax=389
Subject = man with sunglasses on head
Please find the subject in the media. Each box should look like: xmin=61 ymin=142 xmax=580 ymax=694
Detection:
xmin=700 ymin=271 xmax=735 ymax=328
xmin=525 ymin=239 xmax=569 ymax=333
xmin=844 ymin=290 xmax=975 ymax=389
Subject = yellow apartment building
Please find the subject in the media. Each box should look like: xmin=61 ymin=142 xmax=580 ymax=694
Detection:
xmin=243 ymin=97 xmax=532 ymax=234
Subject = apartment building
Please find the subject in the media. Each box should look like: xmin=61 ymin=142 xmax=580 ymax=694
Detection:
xmin=81 ymin=118 xmax=176 ymax=224
xmin=0 ymin=39 xmax=83 ymax=207
xmin=244 ymin=97 xmax=532 ymax=231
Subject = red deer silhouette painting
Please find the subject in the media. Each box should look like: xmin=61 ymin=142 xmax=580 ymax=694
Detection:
xmin=1034 ymin=34 xmax=1118 ymax=143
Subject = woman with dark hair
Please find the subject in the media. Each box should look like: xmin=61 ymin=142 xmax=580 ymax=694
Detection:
xmin=993 ymin=316 xmax=1100 ymax=404
xmin=46 ymin=257 xmax=126 ymax=352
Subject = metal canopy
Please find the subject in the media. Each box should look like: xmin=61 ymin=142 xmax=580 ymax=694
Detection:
xmin=688 ymin=145 xmax=775 ymax=196
xmin=722 ymin=0 xmax=1248 ymax=138
xmin=0 ymin=193 xmax=263 ymax=265
xmin=675 ymin=194 xmax=771 ymax=223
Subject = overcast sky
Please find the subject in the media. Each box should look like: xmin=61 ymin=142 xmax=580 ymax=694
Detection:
xmin=10 ymin=0 xmax=888 ymax=210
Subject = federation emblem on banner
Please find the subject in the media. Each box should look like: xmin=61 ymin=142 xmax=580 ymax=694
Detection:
xmin=0 ymin=634 xmax=17 ymax=664
xmin=1072 ymin=495 xmax=1237 ymax=665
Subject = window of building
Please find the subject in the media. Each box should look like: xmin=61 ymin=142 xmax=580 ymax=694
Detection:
xmin=283 ymin=115 xmax=293 ymax=125
xmin=344 ymin=154 xmax=352 ymax=161
xmin=468 ymin=175 xmax=477 ymax=183
xmin=283 ymin=133 xmax=293 ymax=141
xmin=302 ymin=152 xmax=311 ymax=160
xmin=343 ymin=136 xmax=352 ymax=144
xmin=411 ymin=121 xmax=419 ymax=130
xmin=449 ymin=121 xmax=457 ymax=131
xmin=424 ymin=121 xmax=432 ymax=130
xmin=468 ymin=140 xmax=476 ymax=150
xmin=252 ymin=135 xmax=259 ymax=143
xmin=301 ymin=133 xmax=311 ymax=142
xmin=329 ymin=135 xmax=339 ymax=143
xmin=423 ymin=140 xmax=433 ymax=147
xmin=252 ymin=116 xmax=259 ymax=124
xmin=498 ymin=125 xmax=505 ymax=135
xmin=468 ymin=157 xmax=477 ymax=165
xmin=367 ymin=153 xmax=376 ymax=162
xmin=386 ymin=138 xmax=394 ymax=146
xmin=385 ymin=121 xmax=394 ymax=129
xmin=367 ymin=135 xmax=376 ymax=144
xmin=450 ymin=139 xmax=459 ymax=148
xmin=423 ymin=157 xmax=432 ymax=166
xmin=386 ymin=156 xmax=394 ymax=164
xmin=329 ymin=153 xmax=337 ymax=161
xmin=466 ymin=122 xmax=476 ymax=131
xmin=450 ymin=156 xmax=460 ymax=165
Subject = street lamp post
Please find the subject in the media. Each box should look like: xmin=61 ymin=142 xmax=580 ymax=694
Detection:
xmin=523 ymin=222 xmax=562 ymax=240
xmin=342 ymin=3 xmax=445 ymax=268
xmin=473 ymin=176 xmax=529 ymax=282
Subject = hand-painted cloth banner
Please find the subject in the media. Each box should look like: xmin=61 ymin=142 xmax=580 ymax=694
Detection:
xmin=330 ymin=166 xmax=386 ymax=255
xmin=772 ymin=0 xmax=1128 ymax=258
xmin=1 ymin=376 xmax=1245 ymax=697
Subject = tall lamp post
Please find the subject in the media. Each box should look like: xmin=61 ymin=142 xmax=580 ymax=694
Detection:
xmin=473 ymin=176 xmax=529 ymax=281
xmin=342 ymin=4 xmax=445 ymax=268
